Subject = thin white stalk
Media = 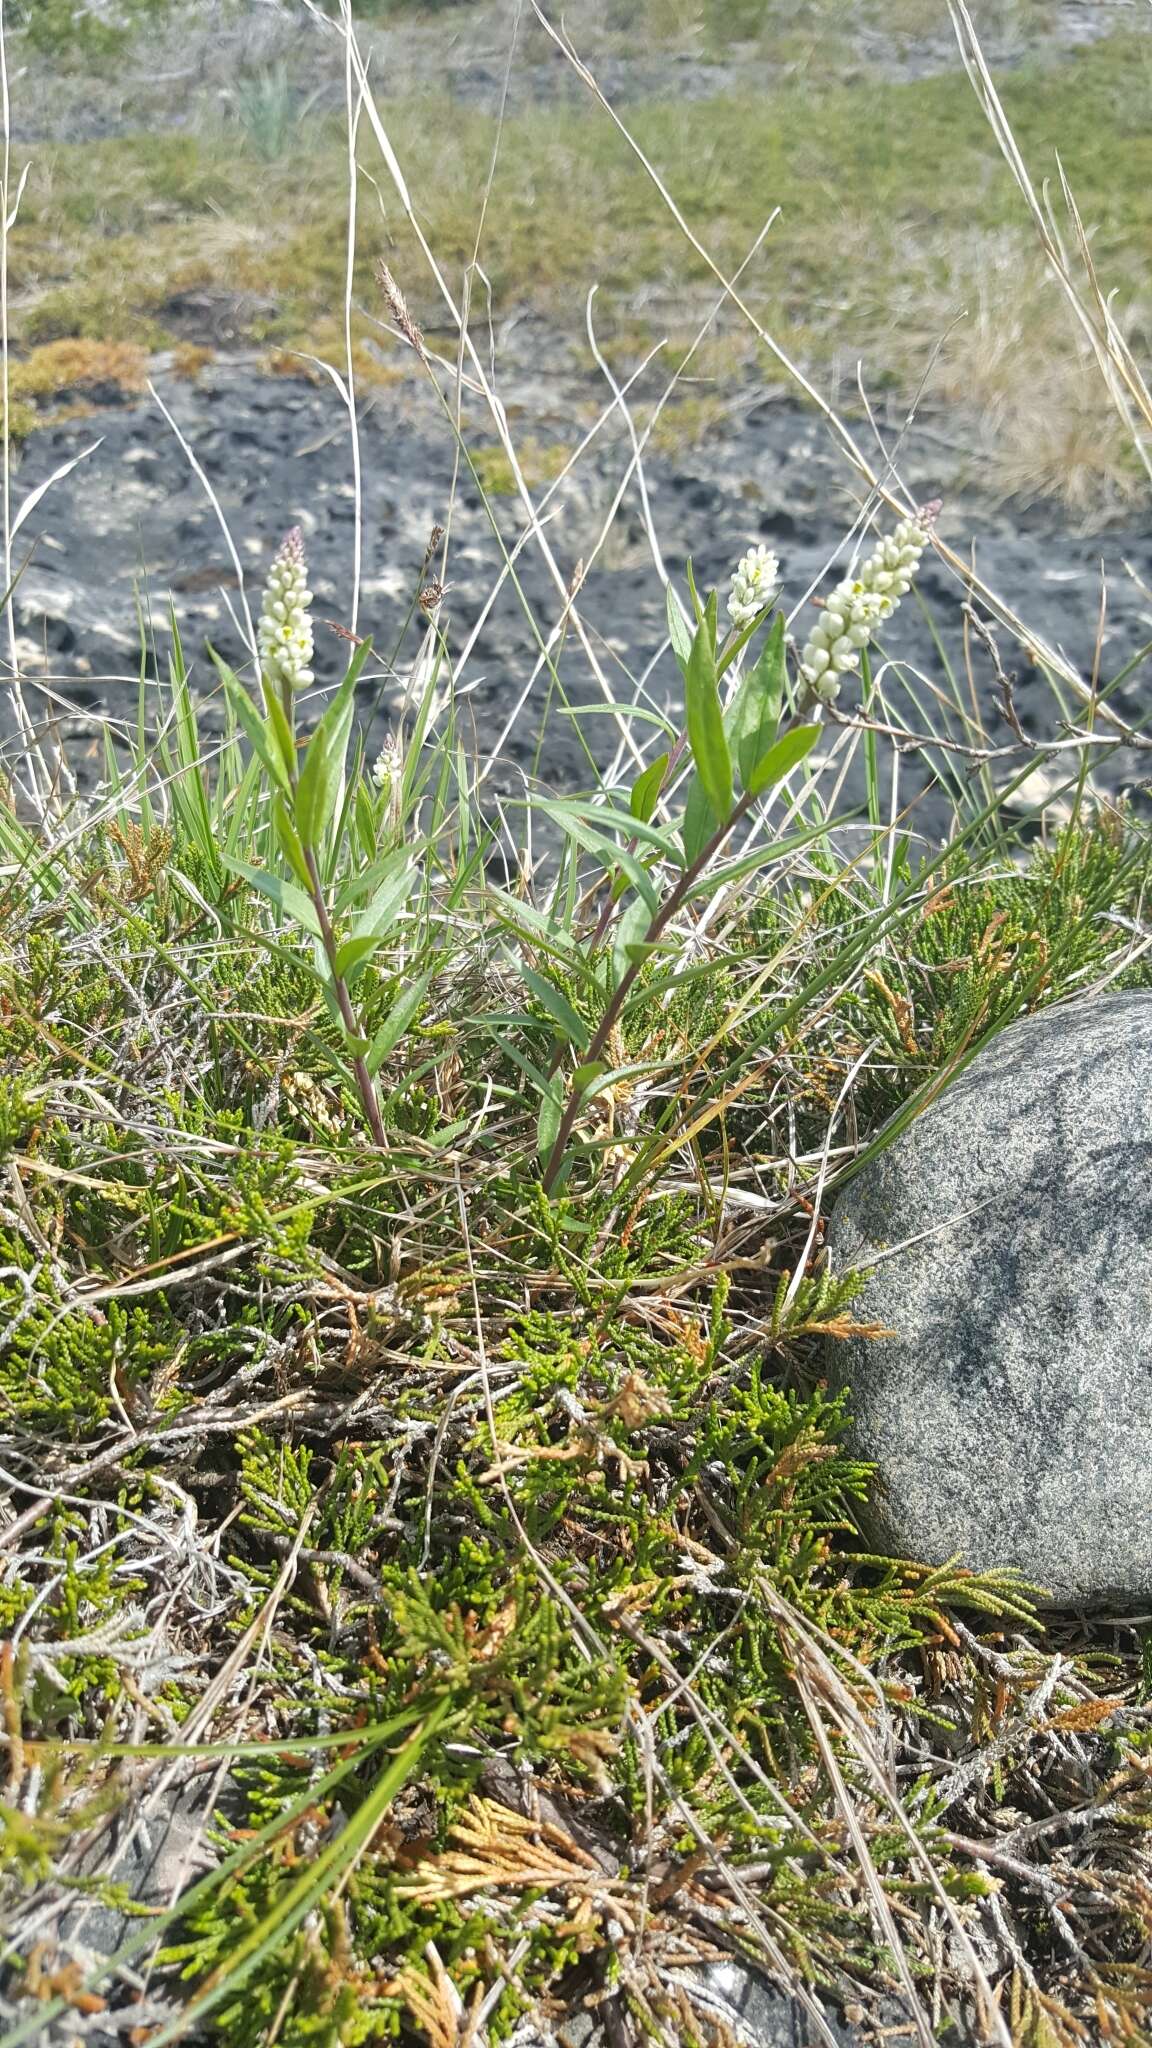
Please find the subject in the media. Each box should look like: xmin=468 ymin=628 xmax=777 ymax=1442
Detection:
xmin=0 ymin=0 xmax=48 ymax=813
xmin=341 ymin=0 xmax=364 ymax=636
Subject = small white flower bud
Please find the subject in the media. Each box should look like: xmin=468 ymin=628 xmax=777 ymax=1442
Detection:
xmin=726 ymin=541 xmax=780 ymax=631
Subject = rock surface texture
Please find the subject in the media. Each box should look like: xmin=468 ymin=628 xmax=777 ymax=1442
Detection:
xmin=827 ymin=991 xmax=1152 ymax=1608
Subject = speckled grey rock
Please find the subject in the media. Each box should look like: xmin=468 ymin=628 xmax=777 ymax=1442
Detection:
xmin=530 ymin=1964 xmax=927 ymax=2048
xmin=827 ymin=991 xmax=1152 ymax=1608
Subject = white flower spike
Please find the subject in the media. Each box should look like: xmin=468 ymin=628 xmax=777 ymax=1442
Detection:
xmin=727 ymin=543 xmax=780 ymax=633
xmin=372 ymin=732 xmax=400 ymax=792
xmin=258 ymin=527 xmax=315 ymax=700
xmin=799 ymin=508 xmax=937 ymax=708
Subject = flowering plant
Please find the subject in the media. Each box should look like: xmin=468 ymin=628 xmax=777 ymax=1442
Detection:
xmin=798 ymin=511 xmax=935 ymax=708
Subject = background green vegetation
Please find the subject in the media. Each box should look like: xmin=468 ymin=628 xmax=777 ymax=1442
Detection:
xmin=10 ymin=3 xmax=1152 ymax=505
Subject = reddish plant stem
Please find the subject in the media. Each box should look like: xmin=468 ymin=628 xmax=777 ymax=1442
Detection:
xmin=540 ymin=789 xmax=754 ymax=1195
xmin=304 ymin=847 xmax=389 ymax=1152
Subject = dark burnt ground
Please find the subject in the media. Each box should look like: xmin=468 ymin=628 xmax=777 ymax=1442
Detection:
xmin=5 ymin=348 xmax=1152 ymax=846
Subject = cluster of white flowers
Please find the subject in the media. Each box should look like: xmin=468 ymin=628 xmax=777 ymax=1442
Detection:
xmin=726 ymin=543 xmax=780 ymax=632
xmin=799 ymin=515 xmax=931 ymax=706
xmin=372 ymin=732 xmax=400 ymax=792
xmin=258 ymin=528 xmax=315 ymax=696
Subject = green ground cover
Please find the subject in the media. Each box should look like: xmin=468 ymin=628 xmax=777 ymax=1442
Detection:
xmin=2 ymin=517 xmax=1152 ymax=2041
xmin=6 ymin=4 xmax=1152 ymax=2043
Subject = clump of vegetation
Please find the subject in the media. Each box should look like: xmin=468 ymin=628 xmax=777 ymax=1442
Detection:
xmin=11 ymin=337 xmax=148 ymax=402
xmin=3 ymin=499 xmax=1152 ymax=2044
xmin=470 ymin=438 xmax=575 ymax=498
xmin=3 ymin=5 xmax=1152 ymax=2047
xmin=10 ymin=0 xmax=171 ymax=66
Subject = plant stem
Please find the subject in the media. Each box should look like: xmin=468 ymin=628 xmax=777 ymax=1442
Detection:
xmin=303 ymin=847 xmax=389 ymax=1152
xmin=541 ymin=789 xmax=754 ymax=1195
xmin=585 ymin=729 xmax=693 ymax=954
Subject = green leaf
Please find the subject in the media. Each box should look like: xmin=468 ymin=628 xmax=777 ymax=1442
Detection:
xmin=680 ymin=771 xmax=718 ymax=867
xmin=681 ymin=817 xmax=839 ymax=900
xmin=665 ymin=583 xmax=694 ymax=670
xmin=272 ymin=796 xmax=313 ymax=891
xmin=519 ymin=964 xmax=590 ymax=1050
xmin=729 ymin=612 xmax=787 ymax=790
xmin=537 ymin=1078 xmax=564 ymax=1161
xmin=486 ymin=886 xmax=585 ymax=966
xmin=532 ymin=806 xmax=661 ymax=913
xmin=295 ymin=661 xmax=361 ymax=851
xmin=333 ymin=855 xmax=414 ymax=979
xmin=366 ymin=968 xmax=435 ymax=1077
xmin=222 ymin=856 xmax=323 ymax=939
xmin=622 ymin=939 xmax=676 ymax=965
xmin=212 ymin=652 xmax=290 ymax=794
xmin=685 ymin=557 xmax=704 ymax=627
xmin=629 ymin=752 xmax=669 ymax=825
xmin=612 ymin=894 xmax=652 ymax=989
xmin=747 ymin=721 xmax=822 ymax=797
xmin=571 ymin=1058 xmax=609 ymax=1096
xmin=334 ymin=850 xmax=417 ymax=915
xmin=264 ymin=688 xmax=298 ymax=787
xmin=350 ymin=854 xmax=413 ymax=939
xmin=684 ymin=617 xmax=732 ymax=826
xmin=559 ymin=701 xmax=678 ymax=736
xmin=534 ymin=796 xmax=681 ymax=861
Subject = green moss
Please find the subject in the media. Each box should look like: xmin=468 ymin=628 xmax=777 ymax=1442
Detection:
xmin=469 ymin=439 xmax=575 ymax=498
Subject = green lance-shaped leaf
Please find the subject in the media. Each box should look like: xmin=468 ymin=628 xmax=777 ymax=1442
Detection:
xmin=665 ymin=582 xmax=694 ymax=670
xmin=212 ymin=652 xmax=292 ymax=794
xmin=746 ymin=721 xmax=822 ymax=797
xmin=683 ymin=615 xmax=733 ymax=828
xmin=679 ymin=771 xmax=717 ymax=867
xmin=333 ymin=852 xmax=414 ymax=981
xmin=729 ymin=611 xmax=787 ymax=791
xmin=612 ymin=893 xmax=652 ymax=989
xmin=571 ymin=1058 xmax=609 ymax=1098
xmin=366 ymin=967 xmax=436 ymax=1077
xmin=294 ymin=640 xmax=373 ymax=854
xmin=221 ymin=855 xmax=323 ymax=939
xmin=629 ymin=751 xmax=669 ymax=825
xmin=537 ymin=1075 xmax=565 ymax=1161
xmin=272 ymin=795 xmax=313 ymax=891
xmin=519 ymin=963 xmax=591 ymax=1050
xmin=295 ymin=671 xmax=358 ymax=852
